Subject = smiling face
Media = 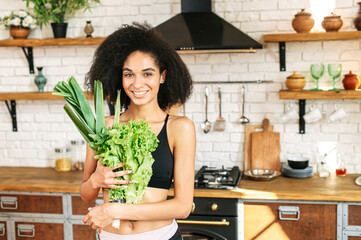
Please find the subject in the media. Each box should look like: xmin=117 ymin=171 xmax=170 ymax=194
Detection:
xmin=122 ymin=51 xmax=166 ymax=107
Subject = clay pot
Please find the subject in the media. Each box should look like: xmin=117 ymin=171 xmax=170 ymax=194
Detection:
xmin=292 ymin=9 xmax=314 ymax=33
xmin=9 ymin=26 xmax=30 ymax=39
xmin=322 ymin=13 xmax=343 ymax=32
xmin=285 ymin=71 xmax=306 ymax=91
xmin=354 ymin=2 xmax=361 ymax=31
xmin=342 ymin=71 xmax=360 ymax=90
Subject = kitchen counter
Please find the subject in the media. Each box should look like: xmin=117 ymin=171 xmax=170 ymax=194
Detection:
xmin=0 ymin=167 xmax=360 ymax=202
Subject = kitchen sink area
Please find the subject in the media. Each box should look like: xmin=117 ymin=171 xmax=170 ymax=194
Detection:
xmin=1 ymin=0 xmax=361 ymax=240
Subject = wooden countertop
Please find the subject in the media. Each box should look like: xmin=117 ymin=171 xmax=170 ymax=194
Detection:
xmin=1 ymin=167 xmax=360 ymax=202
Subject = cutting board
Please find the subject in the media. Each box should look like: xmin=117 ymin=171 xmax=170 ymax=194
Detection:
xmin=244 ymin=119 xmax=280 ymax=171
xmin=251 ymin=119 xmax=280 ymax=171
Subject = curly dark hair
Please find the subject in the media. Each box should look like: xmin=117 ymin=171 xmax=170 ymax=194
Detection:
xmin=85 ymin=22 xmax=193 ymax=111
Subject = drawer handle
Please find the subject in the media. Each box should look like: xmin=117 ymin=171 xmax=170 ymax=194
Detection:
xmin=278 ymin=206 xmax=300 ymax=221
xmin=0 ymin=223 xmax=5 ymax=237
xmin=0 ymin=196 xmax=18 ymax=210
xmin=17 ymin=224 xmax=35 ymax=238
xmin=177 ymin=219 xmax=230 ymax=226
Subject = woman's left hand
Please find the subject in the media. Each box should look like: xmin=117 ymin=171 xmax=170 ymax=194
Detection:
xmin=83 ymin=203 xmax=115 ymax=232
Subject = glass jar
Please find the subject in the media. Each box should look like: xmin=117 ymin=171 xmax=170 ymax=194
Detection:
xmin=54 ymin=147 xmax=71 ymax=172
xmin=318 ymin=161 xmax=330 ymax=178
xmin=70 ymin=140 xmax=85 ymax=171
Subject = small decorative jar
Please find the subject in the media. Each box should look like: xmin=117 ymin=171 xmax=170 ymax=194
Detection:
xmin=354 ymin=2 xmax=361 ymax=31
xmin=70 ymin=140 xmax=85 ymax=171
xmin=285 ymin=71 xmax=306 ymax=91
xmin=34 ymin=67 xmax=47 ymax=92
xmin=84 ymin=20 xmax=94 ymax=38
xmin=342 ymin=71 xmax=360 ymax=90
xmin=292 ymin=9 xmax=315 ymax=33
xmin=322 ymin=13 xmax=343 ymax=32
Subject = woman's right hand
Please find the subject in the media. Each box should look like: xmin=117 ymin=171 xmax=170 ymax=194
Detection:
xmin=90 ymin=161 xmax=132 ymax=189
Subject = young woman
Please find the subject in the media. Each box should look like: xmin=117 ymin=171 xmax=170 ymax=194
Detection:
xmin=80 ymin=23 xmax=195 ymax=240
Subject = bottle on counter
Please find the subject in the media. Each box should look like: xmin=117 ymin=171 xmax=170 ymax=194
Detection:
xmin=70 ymin=140 xmax=85 ymax=171
xmin=318 ymin=161 xmax=330 ymax=178
xmin=55 ymin=147 xmax=71 ymax=172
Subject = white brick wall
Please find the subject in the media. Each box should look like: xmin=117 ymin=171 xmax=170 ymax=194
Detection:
xmin=0 ymin=0 xmax=360 ymax=174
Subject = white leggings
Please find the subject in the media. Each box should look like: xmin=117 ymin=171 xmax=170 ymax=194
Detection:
xmin=99 ymin=219 xmax=178 ymax=240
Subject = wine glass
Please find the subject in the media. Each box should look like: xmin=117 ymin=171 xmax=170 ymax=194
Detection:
xmin=310 ymin=63 xmax=324 ymax=91
xmin=328 ymin=63 xmax=342 ymax=91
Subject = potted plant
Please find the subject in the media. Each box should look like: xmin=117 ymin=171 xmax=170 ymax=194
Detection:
xmin=0 ymin=10 xmax=37 ymax=39
xmin=25 ymin=0 xmax=100 ymax=38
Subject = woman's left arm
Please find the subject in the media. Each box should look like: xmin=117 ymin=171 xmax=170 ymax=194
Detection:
xmin=83 ymin=117 xmax=196 ymax=229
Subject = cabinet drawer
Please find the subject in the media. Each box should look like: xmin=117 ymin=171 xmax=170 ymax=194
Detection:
xmin=0 ymin=194 xmax=63 ymax=214
xmin=0 ymin=222 xmax=7 ymax=240
xmin=349 ymin=205 xmax=361 ymax=226
xmin=73 ymin=224 xmax=97 ymax=240
xmin=244 ymin=202 xmax=337 ymax=240
xmin=15 ymin=222 xmax=63 ymax=240
xmin=71 ymin=196 xmax=102 ymax=215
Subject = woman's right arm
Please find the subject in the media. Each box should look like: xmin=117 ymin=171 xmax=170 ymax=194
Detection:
xmin=79 ymin=144 xmax=131 ymax=203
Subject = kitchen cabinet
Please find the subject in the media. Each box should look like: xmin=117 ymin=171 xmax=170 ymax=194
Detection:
xmin=0 ymin=192 xmax=67 ymax=240
xmin=242 ymin=200 xmax=339 ymax=240
xmin=342 ymin=203 xmax=361 ymax=239
xmin=0 ymin=192 xmax=100 ymax=240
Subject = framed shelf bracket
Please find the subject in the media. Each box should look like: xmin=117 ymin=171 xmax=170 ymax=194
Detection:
xmin=5 ymin=100 xmax=17 ymax=132
xmin=299 ymin=99 xmax=306 ymax=134
xmin=279 ymin=42 xmax=286 ymax=71
xmin=21 ymin=47 xmax=34 ymax=74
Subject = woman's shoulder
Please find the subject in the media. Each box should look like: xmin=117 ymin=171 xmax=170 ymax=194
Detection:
xmin=168 ymin=115 xmax=195 ymax=134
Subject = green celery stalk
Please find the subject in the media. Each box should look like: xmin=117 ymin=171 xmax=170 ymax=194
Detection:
xmin=68 ymin=77 xmax=96 ymax=132
xmin=94 ymin=80 xmax=105 ymax=134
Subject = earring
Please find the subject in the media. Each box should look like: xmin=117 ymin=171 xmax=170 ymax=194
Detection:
xmin=160 ymin=80 xmax=164 ymax=83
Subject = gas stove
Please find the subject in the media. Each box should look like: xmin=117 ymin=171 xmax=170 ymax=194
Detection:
xmin=194 ymin=166 xmax=242 ymax=190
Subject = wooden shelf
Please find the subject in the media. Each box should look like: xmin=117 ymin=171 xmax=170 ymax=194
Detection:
xmin=0 ymin=92 xmax=93 ymax=100
xmin=264 ymin=31 xmax=361 ymax=42
xmin=263 ymin=31 xmax=361 ymax=71
xmin=0 ymin=37 xmax=105 ymax=47
xmin=279 ymin=90 xmax=361 ymax=100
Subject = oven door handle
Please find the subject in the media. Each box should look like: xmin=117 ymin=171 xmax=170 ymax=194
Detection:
xmin=176 ymin=218 xmax=230 ymax=226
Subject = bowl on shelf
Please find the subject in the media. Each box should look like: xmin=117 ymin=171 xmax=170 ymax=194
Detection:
xmin=287 ymin=156 xmax=309 ymax=169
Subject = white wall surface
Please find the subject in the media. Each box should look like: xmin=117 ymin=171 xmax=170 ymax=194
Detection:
xmin=0 ymin=0 xmax=361 ymax=173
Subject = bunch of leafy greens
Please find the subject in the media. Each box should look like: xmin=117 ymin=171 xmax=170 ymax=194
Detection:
xmin=52 ymin=76 xmax=158 ymax=205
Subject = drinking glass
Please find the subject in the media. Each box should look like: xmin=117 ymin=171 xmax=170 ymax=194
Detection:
xmin=328 ymin=63 xmax=342 ymax=91
xmin=310 ymin=63 xmax=324 ymax=91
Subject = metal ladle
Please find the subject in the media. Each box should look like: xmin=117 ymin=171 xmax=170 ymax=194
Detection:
xmin=239 ymin=84 xmax=250 ymax=124
xmin=201 ymin=86 xmax=211 ymax=133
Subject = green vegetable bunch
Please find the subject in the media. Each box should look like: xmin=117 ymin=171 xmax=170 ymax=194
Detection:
xmin=52 ymin=76 xmax=158 ymax=204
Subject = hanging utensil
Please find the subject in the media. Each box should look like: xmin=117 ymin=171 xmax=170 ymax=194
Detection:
xmin=214 ymin=86 xmax=225 ymax=131
xmin=201 ymin=86 xmax=211 ymax=133
xmin=239 ymin=84 xmax=250 ymax=124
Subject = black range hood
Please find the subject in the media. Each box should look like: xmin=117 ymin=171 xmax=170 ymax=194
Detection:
xmin=155 ymin=0 xmax=262 ymax=53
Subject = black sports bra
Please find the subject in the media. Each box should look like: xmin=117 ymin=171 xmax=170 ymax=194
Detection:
xmin=148 ymin=114 xmax=174 ymax=189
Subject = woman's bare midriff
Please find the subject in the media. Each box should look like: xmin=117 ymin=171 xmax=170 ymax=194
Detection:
xmin=102 ymin=187 xmax=172 ymax=235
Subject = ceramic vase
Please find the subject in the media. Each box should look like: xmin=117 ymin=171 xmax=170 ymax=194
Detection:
xmin=10 ymin=26 xmax=30 ymax=39
xmin=84 ymin=21 xmax=94 ymax=38
xmin=285 ymin=71 xmax=306 ymax=91
xmin=34 ymin=67 xmax=47 ymax=92
xmin=354 ymin=2 xmax=361 ymax=31
xmin=342 ymin=71 xmax=360 ymax=90
xmin=322 ymin=13 xmax=343 ymax=32
xmin=292 ymin=9 xmax=314 ymax=33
